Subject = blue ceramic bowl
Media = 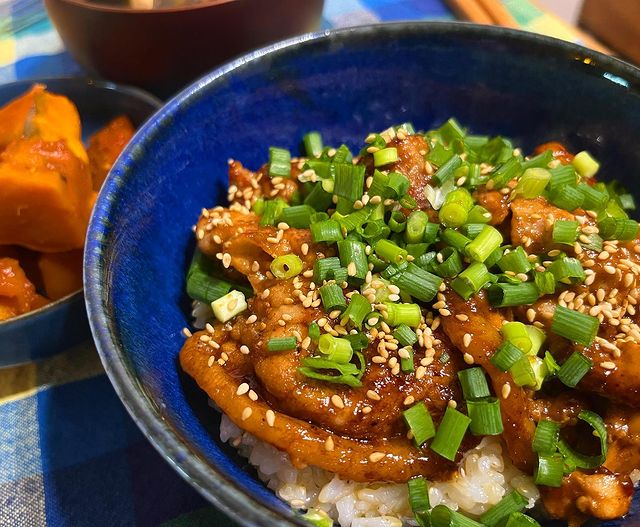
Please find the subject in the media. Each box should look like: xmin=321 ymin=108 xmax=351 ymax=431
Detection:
xmin=0 ymin=78 xmax=161 ymax=367
xmin=85 ymin=23 xmax=640 ymax=526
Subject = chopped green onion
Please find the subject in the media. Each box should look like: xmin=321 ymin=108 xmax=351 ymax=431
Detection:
xmin=458 ymin=368 xmax=490 ymax=400
xmin=618 ymin=193 xmax=636 ymax=210
xmin=308 ymin=322 xmax=321 ymax=341
xmin=534 ymin=453 xmax=564 ymax=487
xmin=405 ymin=211 xmax=430 ymax=243
xmin=311 ymin=220 xmax=344 ymax=243
xmin=389 ymin=211 xmax=407 ymax=233
xmin=334 ymin=164 xmax=365 ymax=202
xmin=532 ymin=419 xmax=560 ymax=455
xmin=332 ymin=144 xmax=352 ymax=164
xmin=503 ymin=512 xmax=541 ymax=527
xmin=373 ymin=147 xmax=398 ymax=167
xmin=552 ymin=220 xmax=579 ymax=245
xmin=479 ymin=490 xmax=527 ymax=527
xmin=557 ymin=410 xmax=608 ymax=469
xmin=303 ymin=131 xmax=323 ymax=158
xmin=403 ymin=403 xmax=436 ymax=446
xmin=374 ymin=239 xmax=408 ymax=263
xmin=390 ymin=263 xmax=443 ymax=302
xmin=521 ymin=150 xmax=553 ymax=170
xmin=268 ymin=147 xmax=291 ymax=177
xmin=445 ymin=187 xmax=474 ymax=210
xmin=578 ymin=183 xmax=608 ymax=212
xmin=512 ymin=168 xmax=550 ymax=199
xmin=462 ymin=223 xmax=486 ymax=239
xmin=510 ymin=356 xmax=536 ymax=387
xmin=280 ymin=204 xmax=314 ymax=228
xmin=300 ymin=508 xmax=333 ymax=527
xmin=580 ymin=232 xmax=603 ymax=252
xmin=368 ymin=170 xmax=389 ymax=197
xmin=501 ymin=322 xmax=532 ymax=353
xmin=427 ymin=141 xmax=455 ymax=166
xmin=549 ymin=185 xmax=584 ymax=211
xmin=488 ymin=157 xmax=522 ymax=189
xmin=317 ymin=333 xmax=353 ymax=363
xmin=360 ymin=220 xmax=390 ymax=244
xmin=551 ymin=306 xmax=599 ymax=346
xmin=534 ymin=271 xmax=556 ymax=295
xmin=434 ymin=154 xmax=462 ymax=186
xmin=572 ymin=151 xmax=599 ymax=178
xmin=186 ymin=250 xmax=250 ymax=303
xmin=439 ymin=118 xmax=466 ymax=144
xmin=270 ymin=254 xmax=303 ymax=280
xmin=210 ymin=290 xmax=248 ymax=323
xmin=451 ymin=262 xmax=492 ymax=300
xmin=441 ymin=228 xmax=472 ymax=253
xmin=490 ymin=341 xmax=525 ymax=371
xmin=400 ymin=346 xmax=415 ymax=372
xmin=557 ymin=351 xmax=592 ymax=388
xmin=387 ymin=172 xmax=410 ymax=198
xmin=394 ymin=324 xmax=418 ymax=347
xmin=304 ymin=183 xmax=333 ymax=211
xmin=430 ymin=505 xmax=485 ymax=527
xmin=525 ymin=325 xmax=546 ymax=356
xmin=433 ymin=248 xmax=463 ymax=278
xmin=430 ymin=406 xmax=471 ymax=461
xmin=260 ymin=198 xmax=289 ymax=226
xmin=313 ymin=257 xmax=343 ymax=283
xmin=487 ymin=282 xmax=539 ymax=307
xmin=268 ymin=336 xmax=297 ymax=352
xmin=549 ymin=165 xmax=577 ymax=191
xmin=406 ymin=243 xmax=430 ymax=259
xmin=338 ymin=239 xmax=368 ymax=283
xmin=529 ymin=356 xmax=548 ymax=391
xmin=497 ymin=247 xmax=533 ymax=274
xmin=337 ymin=208 xmax=371 ymax=233
xmin=543 ymin=351 xmax=560 ymax=377
xmin=340 ymin=293 xmax=371 ymax=329
xmin=301 ymin=357 xmax=358 ymax=375
xmin=384 ymin=303 xmax=421 ymax=328
xmin=319 ymin=283 xmax=346 ymax=312
xmin=598 ymin=217 xmax=638 ymax=240
xmin=439 ymin=202 xmax=469 ymax=228
xmin=298 ymin=368 xmax=362 ymax=388
xmin=467 ymin=205 xmax=492 ymax=224
xmin=465 ymin=225 xmax=503 ymax=262
xmin=407 ymin=477 xmax=430 ymax=516
xmin=549 ymin=257 xmax=585 ymax=284
xmin=467 ymin=397 xmax=504 ymax=436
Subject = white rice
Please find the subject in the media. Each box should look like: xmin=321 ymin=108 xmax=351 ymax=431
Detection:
xmin=219 ymin=414 xmax=539 ymax=527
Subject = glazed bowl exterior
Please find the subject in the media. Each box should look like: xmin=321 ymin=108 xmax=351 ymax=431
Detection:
xmin=0 ymin=77 xmax=161 ymax=367
xmin=84 ymin=23 xmax=640 ymax=526
xmin=44 ymin=0 xmax=325 ymax=95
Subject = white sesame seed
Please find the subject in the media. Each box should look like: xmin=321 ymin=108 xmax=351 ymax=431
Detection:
xmin=369 ymin=452 xmax=385 ymax=463
xmin=266 ymin=409 xmax=275 ymax=427
xmin=463 ymin=352 xmax=474 ymax=364
xmin=331 ymin=394 xmax=345 ymax=409
xmin=403 ymin=395 xmax=415 ymax=406
xmin=236 ymin=383 xmax=250 ymax=396
xmin=182 ymin=327 xmax=193 ymax=338
xmin=241 ymin=407 xmax=252 ymax=421
xmin=502 ymin=383 xmax=511 ymax=399
xmin=448 ymin=400 xmax=458 ymax=409
xmin=240 ymin=345 xmax=250 ymax=355
xmin=463 ymin=333 xmax=472 ymax=348
xmin=600 ymin=361 xmax=615 ymax=370
xmin=248 ymin=390 xmax=258 ymax=401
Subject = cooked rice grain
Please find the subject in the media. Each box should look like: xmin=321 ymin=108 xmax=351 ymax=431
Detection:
xmin=220 ymin=415 xmax=539 ymax=527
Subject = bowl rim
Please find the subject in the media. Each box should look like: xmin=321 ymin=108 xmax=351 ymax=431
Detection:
xmin=85 ymin=21 xmax=640 ymax=527
xmin=47 ymin=0 xmax=262 ymax=15
xmin=0 ymin=76 xmax=161 ymax=331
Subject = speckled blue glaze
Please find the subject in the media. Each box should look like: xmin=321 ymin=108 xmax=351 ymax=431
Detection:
xmin=0 ymin=77 xmax=160 ymax=367
xmin=85 ymin=23 xmax=640 ymax=527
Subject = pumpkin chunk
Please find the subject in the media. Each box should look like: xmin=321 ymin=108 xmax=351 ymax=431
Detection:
xmin=0 ymin=257 xmax=48 ymax=320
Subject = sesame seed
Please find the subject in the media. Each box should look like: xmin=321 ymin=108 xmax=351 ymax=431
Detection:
xmin=439 ymin=308 xmax=451 ymax=317
xmin=182 ymin=327 xmax=193 ymax=338
xmin=526 ymin=309 xmax=536 ymax=323
xmin=463 ymin=333 xmax=472 ymax=348
xmin=240 ymin=345 xmax=250 ymax=355
xmin=236 ymin=382 xmax=250 ymax=396
xmin=463 ymin=353 xmax=474 ymax=364
xmin=331 ymin=395 xmax=345 ymax=409
xmin=301 ymin=243 xmax=309 ymax=256
xmin=600 ymin=361 xmax=616 ymax=370
xmin=199 ymin=334 xmax=211 ymax=342
xmin=502 ymin=383 xmax=511 ymax=399
xmin=222 ymin=253 xmax=232 ymax=268
xmin=604 ymin=265 xmax=616 ymax=275
xmin=266 ymin=410 xmax=275 ymax=427
xmin=261 ymin=289 xmax=271 ymax=299
xmin=207 ymin=356 xmax=215 ymax=367
xmin=369 ymin=452 xmax=385 ymax=463
xmin=251 ymin=261 xmax=260 ymax=272
xmin=598 ymin=251 xmax=610 ymax=260
xmin=325 ymin=436 xmax=335 ymax=451
xmin=447 ymin=400 xmax=458 ymax=409
xmin=415 ymin=366 xmax=426 ymax=380
xmin=241 ymin=407 xmax=252 ymax=421
xmin=362 ymin=406 xmax=372 ymax=414
xmin=248 ymin=390 xmax=258 ymax=401
xmin=455 ymin=314 xmax=469 ymax=322
xmin=403 ymin=395 xmax=415 ymax=406
xmin=366 ymin=390 xmax=381 ymax=401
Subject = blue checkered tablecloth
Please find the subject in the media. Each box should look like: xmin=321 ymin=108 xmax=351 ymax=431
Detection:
xmin=0 ymin=2 xmax=452 ymax=526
